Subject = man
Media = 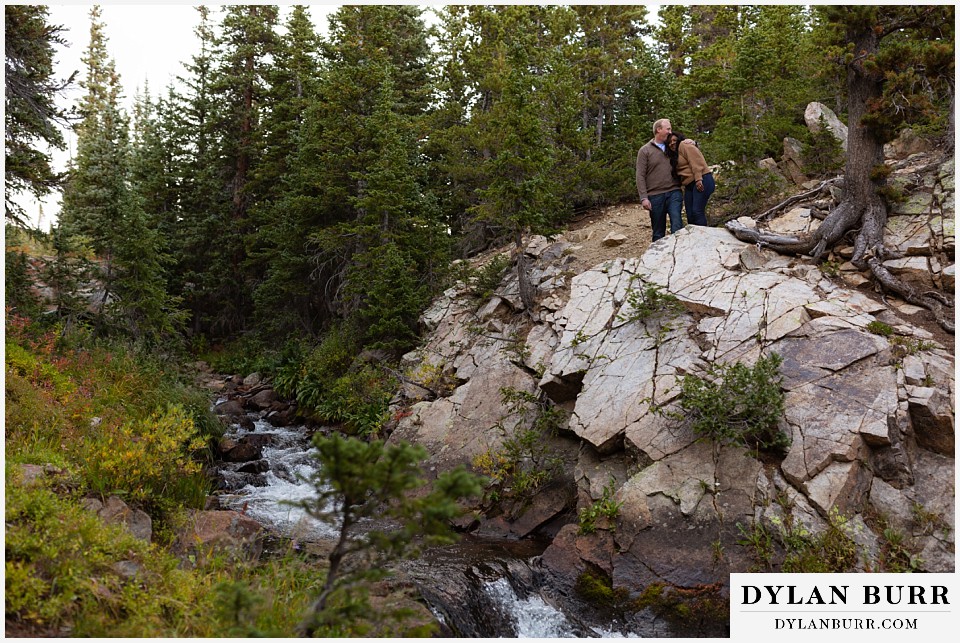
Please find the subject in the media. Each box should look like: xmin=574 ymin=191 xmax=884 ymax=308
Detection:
xmin=636 ymin=118 xmax=683 ymax=241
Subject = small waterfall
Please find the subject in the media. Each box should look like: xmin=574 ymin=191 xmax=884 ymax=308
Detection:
xmin=482 ymin=577 xmax=579 ymax=637
xmin=216 ymin=419 xmax=338 ymax=540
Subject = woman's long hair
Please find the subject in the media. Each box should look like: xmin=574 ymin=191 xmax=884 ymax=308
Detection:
xmin=665 ymin=132 xmax=686 ymax=184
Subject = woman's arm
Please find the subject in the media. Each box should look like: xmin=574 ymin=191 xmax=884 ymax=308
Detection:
xmin=680 ymin=140 xmax=709 ymax=185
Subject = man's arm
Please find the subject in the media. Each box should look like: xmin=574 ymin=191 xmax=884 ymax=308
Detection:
xmin=636 ymin=147 xmax=651 ymax=209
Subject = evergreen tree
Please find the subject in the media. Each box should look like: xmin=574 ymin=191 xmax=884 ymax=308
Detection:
xmin=58 ymin=5 xmax=182 ymax=343
xmin=433 ymin=6 xmax=570 ymax=253
xmin=246 ymin=6 xmax=322 ymax=334
xmin=199 ymin=4 xmax=278 ymax=336
xmin=577 ymin=6 xmax=671 ymax=202
xmin=169 ymin=6 xmax=228 ymax=337
xmin=40 ymin=226 xmax=94 ymax=325
xmin=59 ymin=5 xmax=126 ymax=253
xmin=130 ymin=84 xmax=185 ymax=242
xmin=573 ymin=5 xmax=647 ymax=154
xmin=423 ymin=5 xmax=487 ymax=249
xmin=5 ymin=245 xmax=42 ymax=318
xmin=714 ymin=6 xmax=817 ymax=161
xmin=729 ymin=6 xmax=955 ymax=331
xmin=256 ymin=5 xmax=442 ymax=348
xmin=656 ymin=5 xmax=695 ymax=79
xmin=681 ymin=5 xmax=741 ymax=140
xmin=296 ymin=433 xmax=482 ymax=636
xmin=4 ymin=5 xmax=72 ymax=227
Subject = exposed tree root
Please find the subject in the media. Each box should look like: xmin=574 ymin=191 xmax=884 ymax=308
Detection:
xmin=726 ymin=196 xmax=955 ymax=335
xmin=724 ymin=219 xmax=815 ymax=255
xmin=866 ymin=258 xmax=955 ymax=333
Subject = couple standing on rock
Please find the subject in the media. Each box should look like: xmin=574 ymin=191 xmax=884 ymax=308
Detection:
xmin=636 ymin=118 xmax=716 ymax=242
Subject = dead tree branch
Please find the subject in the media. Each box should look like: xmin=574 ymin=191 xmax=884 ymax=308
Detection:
xmin=754 ymin=177 xmax=843 ymax=222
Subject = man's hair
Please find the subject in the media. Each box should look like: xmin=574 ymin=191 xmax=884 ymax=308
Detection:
xmin=653 ymin=118 xmax=670 ymax=136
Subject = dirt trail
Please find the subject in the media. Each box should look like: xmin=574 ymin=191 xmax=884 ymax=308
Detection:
xmin=560 ymin=203 xmax=654 ymax=273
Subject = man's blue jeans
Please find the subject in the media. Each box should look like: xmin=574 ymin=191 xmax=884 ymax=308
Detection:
xmin=648 ymin=189 xmax=683 ymax=241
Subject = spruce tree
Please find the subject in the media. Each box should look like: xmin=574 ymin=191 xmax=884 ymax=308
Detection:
xmin=58 ymin=5 xmax=182 ymax=343
xmin=199 ymin=4 xmax=278 ymax=336
xmin=247 ymin=5 xmax=323 ymax=335
xmin=4 ymin=5 xmax=72 ymax=227
xmin=169 ymin=6 xmax=227 ymax=337
xmin=263 ymin=5 xmax=442 ymax=349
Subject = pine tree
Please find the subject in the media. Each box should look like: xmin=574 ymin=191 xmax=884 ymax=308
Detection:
xmin=712 ymin=6 xmax=817 ymax=161
xmin=655 ymin=5 xmax=695 ymax=79
xmin=130 ymin=84 xmax=184 ymax=240
xmin=199 ymin=4 xmax=278 ymax=336
xmin=681 ymin=5 xmax=741 ymax=140
xmin=168 ymin=6 xmax=228 ymax=337
xmin=41 ymin=227 xmax=94 ymax=324
xmin=729 ymin=6 xmax=955 ymax=331
xmin=576 ymin=6 xmax=671 ymax=202
xmin=246 ymin=5 xmax=323 ymax=334
xmin=296 ymin=433 xmax=482 ymax=636
xmin=58 ymin=5 xmax=183 ymax=343
xmin=4 ymin=5 xmax=72 ymax=227
xmin=255 ymin=6 xmax=443 ymax=348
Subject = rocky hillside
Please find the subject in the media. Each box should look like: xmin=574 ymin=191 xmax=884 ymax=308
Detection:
xmin=385 ymin=146 xmax=954 ymax=635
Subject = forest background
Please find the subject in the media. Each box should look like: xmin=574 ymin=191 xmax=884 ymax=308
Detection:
xmin=7 ymin=3 xmax=954 ymax=429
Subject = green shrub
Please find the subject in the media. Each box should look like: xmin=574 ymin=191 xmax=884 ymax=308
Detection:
xmin=5 ymin=249 xmax=42 ymax=317
xmin=203 ymin=335 xmax=289 ymax=376
xmin=889 ymin=335 xmax=936 ymax=355
xmin=312 ymin=366 xmax=396 ymax=436
xmin=5 ymin=479 xmax=202 ymax=635
xmin=471 ymin=387 xmax=565 ymax=506
xmin=578 ymin=479 xmax=623 ymax=534
xmin=680 ymin=353 xmax=789 ymax=452
xmin=85 ymin=404 xmax=209 ymax=511
xmin=450 ymin=252 xmax=512 ymax=300
xmin=866 ymin=320 xmax=894 ymax=337
xmin=618 ymin=277 xmax=684 ymax=324
xmin=777 ymin=509 xmax=861 ymax=573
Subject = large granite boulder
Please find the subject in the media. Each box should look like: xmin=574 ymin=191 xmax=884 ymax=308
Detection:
xmin=804 ymin=101 xmax=848 ymax=151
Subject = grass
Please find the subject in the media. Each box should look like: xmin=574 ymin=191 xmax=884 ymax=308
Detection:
xmin=578 ymin=479 xmax=623 ymax=535
xmin=737 ymin=506 xmax=861 ymax=573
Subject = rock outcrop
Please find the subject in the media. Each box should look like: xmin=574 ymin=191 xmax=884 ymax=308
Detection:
xmin=388 ymin=154 xmax=955 ymax=635
xmin=804 ymin=101 xmax=849 ymax=151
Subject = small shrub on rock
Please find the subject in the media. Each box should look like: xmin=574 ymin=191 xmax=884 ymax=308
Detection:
xmin=618 ymin=277 xmax=684 ymax=324
xmin=578 ymin=480 xmax=623 ymax=534
xmin=679 ymin=353 xmax=789 ymax=453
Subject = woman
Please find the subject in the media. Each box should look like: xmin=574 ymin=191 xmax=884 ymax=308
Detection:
xmin=665 ymin=132 xmax=714 ymax=227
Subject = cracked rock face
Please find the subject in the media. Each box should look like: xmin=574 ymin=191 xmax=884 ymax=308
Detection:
xmin=390 ymin=167 xmax=954 ymax=630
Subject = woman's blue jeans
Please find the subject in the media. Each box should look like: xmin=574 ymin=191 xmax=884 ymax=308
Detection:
xmin=683 ymin=172 xmax=715 ymax=226
xmin=648 ymin=189 xmax=684 ymax=241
